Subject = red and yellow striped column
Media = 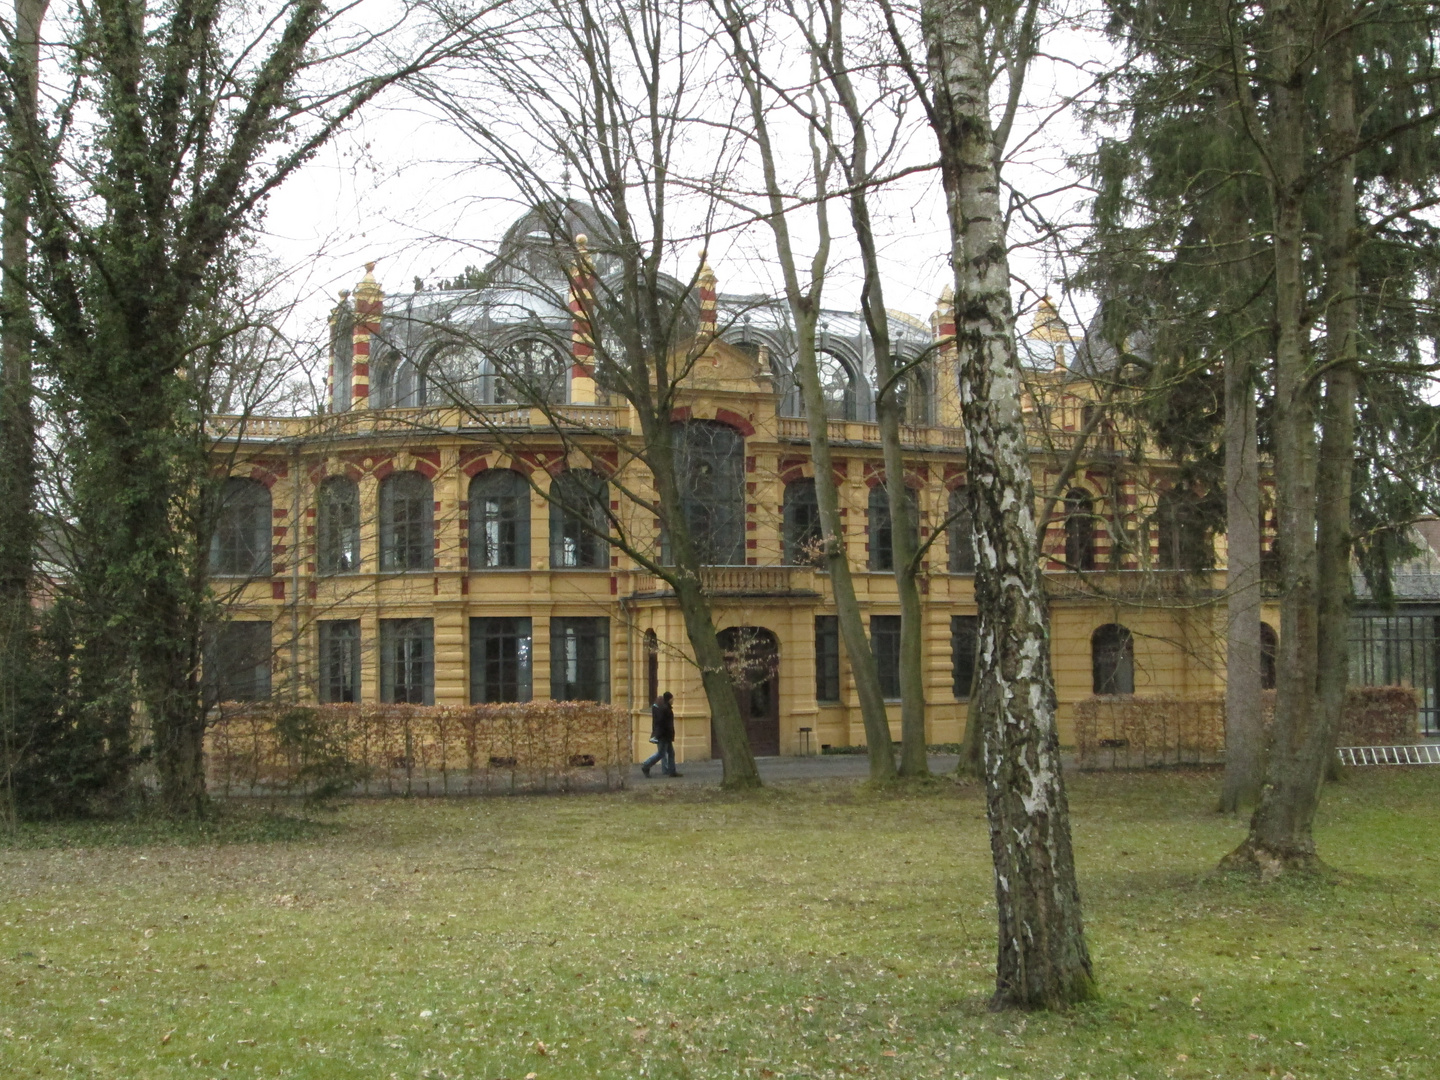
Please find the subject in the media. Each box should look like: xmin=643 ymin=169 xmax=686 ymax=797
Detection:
xmin=351 ymin=263 xmax=383 ymax=409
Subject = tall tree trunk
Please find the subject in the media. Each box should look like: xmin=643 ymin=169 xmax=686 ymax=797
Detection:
xmin=0 ymin=0 xmax=49 ymax=805
xmin=1220 ymin=337 xmax=1264 ymax=812
xmin=718 ymin=7 xmax=897 ymax=779
xmin=923 ymin=0 xmax=1094 ymax=1008
xmin=1224 ymin=0 xmax=1326 ymax=873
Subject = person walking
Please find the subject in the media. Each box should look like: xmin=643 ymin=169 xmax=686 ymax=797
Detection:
xmin=641 ymin=691 xmax=681 ymax=777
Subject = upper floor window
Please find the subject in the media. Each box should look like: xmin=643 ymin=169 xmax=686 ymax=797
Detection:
xmin=672 ymin=420 xmax=745 ymax=566
xmin=470 ymin=470 xmax=531 ymax=569
xmin=948 ymin=486 xmax=975 ymax=574
xmin=211 ymin=477 xmax=271 ymax=577
xmin=895 ymin=362 xmax=933 ymax=427
xmin=816 ymin=350 xmax=857 ymax=421
xmin=783 ymin=478 xmax=822 ymax=565
xmin=1064 ymin=488 xmax=1096 ymax=571
xmin=379 ymin=471 xmax=433 ymax=572
xmin=549 ymin=469 xmax=610 ymax=568
xmin=1091 ymin=623 xmax=1134 ymax=694
xmin=1156 ymin=487 xmax=1212 ymax=571
xmin=316 ymin=476 xmax=360 ymax=574
xmin=491 ymin=338 xmax=568 ymax=405
xmin=868 ymin=483 xmax=918 ymax=572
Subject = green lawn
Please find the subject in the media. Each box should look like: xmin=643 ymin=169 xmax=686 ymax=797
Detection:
xmin=2 ymin=768 xmax=1437 ymax=1079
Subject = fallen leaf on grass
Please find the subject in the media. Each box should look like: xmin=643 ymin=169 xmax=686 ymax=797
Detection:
xmin=534 ymin=1040 xmax=547 ymax=1055
xmin=1176 ymin=1054 xmax=1188 ymax=1062
xmin=160 ymin=1030 xmax=175 ymax=1046
xmin=881 ymin=1050 xmax=896 ymax=1057
xmin=632 ymin=1027 xmax=649 ymax=1042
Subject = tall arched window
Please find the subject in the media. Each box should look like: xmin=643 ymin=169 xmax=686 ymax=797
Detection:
xmin=392 ymin=357 xmax=423 ymax=408
xmin=1092 ymin=623 xmax=1135 ymax=694
xmin=469 ymin=470 xmax=531 ymax=569
xmin=815 ymin=350 xmax=857 ymax=420
xmin=1064 ymin=488 xmax=1096 ymax=571
xmin=1157 ymin=487 xmax=1211 ymax=570
xmin=783 ymin=478 xmax=822 ymax=565
xmin=316 ymin=476 xmax=360 ymax=574
xmin=869 ymin=484 xmax=919 ymax=572
xmin=549 ymin=469 xmax=610 ymax=568
xmin=379 ymin=471 xmax=433 ymax=571
xmin=895 ymin=362 xmax=933 ymax=427
xmin=1260 ymin=621 xmax=1278 ymax=691
xmin=672 ymin=420 xmax=745 ymax=565
xmin=948 ymin=486 xmax=975 ymax=574
xmin=211 ymin=477 xmax=271 ymax=577
xmin=491 ymin=338 xmax=568 ymax=405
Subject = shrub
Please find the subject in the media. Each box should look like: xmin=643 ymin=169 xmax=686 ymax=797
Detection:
xmin=207 ymin=701 xmax=631 ymax=797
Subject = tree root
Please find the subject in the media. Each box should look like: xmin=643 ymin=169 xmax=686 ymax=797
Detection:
xmin=1218 ymin=837 xmax=1328 ymax=882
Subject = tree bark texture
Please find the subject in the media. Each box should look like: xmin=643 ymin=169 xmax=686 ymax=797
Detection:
xmin=924 ymin=0 xmax=1094 ymax=1008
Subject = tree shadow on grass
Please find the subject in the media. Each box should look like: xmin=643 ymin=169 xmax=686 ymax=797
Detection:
xmin=0 ymin=800 xmax=343 ymax=850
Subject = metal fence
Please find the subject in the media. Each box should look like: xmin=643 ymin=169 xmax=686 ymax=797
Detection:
xmin=1350 ymin=610 xmax=1440 ymax=737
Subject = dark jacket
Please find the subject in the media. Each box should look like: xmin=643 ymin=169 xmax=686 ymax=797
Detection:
xmin=650 ymin=699 xmax=675 ymax=742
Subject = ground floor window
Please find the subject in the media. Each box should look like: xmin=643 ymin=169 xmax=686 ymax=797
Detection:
xmin=870 ymin=615 xmax=902 ymax=700
xmin=815 ymin=615 xmax=840 ymax=702
xmin=551 ymin=617 xmax=609 ymax=702
xmin=318 ymin=620 xmax=360 ymax=703
xmin=471 ymin=617 xmax=533 ymax=703
xmin=951 ymin=615 xmax=978 ymax=700
xmin=205 ymin=621 xmax=272 ymax=703
xmin=380 ymin=618 xmax=434 ymax=704
xmin=1092 ymin=623 xmax=1135 ymax=695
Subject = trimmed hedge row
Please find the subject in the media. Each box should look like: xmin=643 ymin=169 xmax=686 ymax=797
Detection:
xmin=1075 ymin=686 xmax=1420 ymax=769
xmin=206 ymin=701 xmax=632 ymax=797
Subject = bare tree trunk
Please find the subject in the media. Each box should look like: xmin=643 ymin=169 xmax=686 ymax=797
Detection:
xmin=1223 ymin=0 xmax=1326 ymax=873
xmin=716 ymin=4 xmax=896 ymax=779
xmin=923 ymin=0 xmax=1094 ymax=1008
xmin=1220 ymin=340 xmax=1264 ymax=812
xmin=0 ymin=0 xmax=49 ymax=789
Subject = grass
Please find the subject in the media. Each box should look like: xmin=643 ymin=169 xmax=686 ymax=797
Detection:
xmin=2 ymin=768 xmax=1437 ymax=1079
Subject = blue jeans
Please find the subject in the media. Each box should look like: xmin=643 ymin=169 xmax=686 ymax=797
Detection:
xmin=642 ymin=740 xmax=676 ymax=775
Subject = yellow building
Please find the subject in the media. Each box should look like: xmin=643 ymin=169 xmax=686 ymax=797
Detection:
xmin=207 ymin=224 xmax=1278 ymax=761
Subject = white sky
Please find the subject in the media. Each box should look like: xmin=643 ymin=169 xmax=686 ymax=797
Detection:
xmin=255 ymin=7 xmax=1111 ymax=365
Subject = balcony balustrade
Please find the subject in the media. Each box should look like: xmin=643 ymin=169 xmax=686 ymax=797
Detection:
xmin=630 ymin=565 xmax=819 ymax=598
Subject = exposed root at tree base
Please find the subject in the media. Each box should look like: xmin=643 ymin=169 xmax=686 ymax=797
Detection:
xmin=1219 ymin=838 xmax=1330 ymax=883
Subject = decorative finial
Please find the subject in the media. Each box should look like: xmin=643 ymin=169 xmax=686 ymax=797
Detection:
xmin=939 ymin=285 xmax=954 ymax=304
xmin=365 ymin=261 xmax=376 ymax=274
xmin=575 ymin=233 xmax=588 ymax=248
xmin=339 ymin=289 xmax=350 ymax=300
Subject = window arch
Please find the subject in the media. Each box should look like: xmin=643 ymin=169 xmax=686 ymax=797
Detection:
xmin=1092 ymin=623 xmax=1135 ymax=695
xmin=379 ymin=471 xmax=433 ymax=571
xmin=211 ymin=477 xmax=271 ymax=577
xmin=1260 ymin=621 xmax=1278 ymax=691
xmin=783 ymin=478 xmax=822 ymax=565
xmin=869 ymin=483 xmax=919 ymax=572
xmin=1064 ymin=488 xmax=1096 ymax=571
xmin=815 ymin=349 xmax=857 ymax=421
xmin=671 ymin=420 xmax=745 ymax=565
xmin=469 ymin=470 xmax=531 ymax=569
xmin=490 ymin=337 xmax=569 ymax=405
xmin=316 ymin=476 xmax=360 ymax=574
xmin=549 ymin=469 xmax=610 ymax=568
xmin=948 ymin=486 xmax=975 ymax=574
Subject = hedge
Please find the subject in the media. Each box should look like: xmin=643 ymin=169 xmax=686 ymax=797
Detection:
xmin=1075 ymin=686 xmax=1420 ymax=769
xmin=206 ymin=701 xmax=632 ymax=797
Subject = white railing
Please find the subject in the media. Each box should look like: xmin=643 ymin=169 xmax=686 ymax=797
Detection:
xmin=207 ymin=403 xmax=631 ymax=441
xmin=776 ymin=415 xmax=963 ymax=448
xmin=1336 ymin=744 xmax=1440 ymax=766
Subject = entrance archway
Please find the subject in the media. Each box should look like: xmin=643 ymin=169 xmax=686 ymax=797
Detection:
xmin=713 ymin=627 xmax=780 ymax=757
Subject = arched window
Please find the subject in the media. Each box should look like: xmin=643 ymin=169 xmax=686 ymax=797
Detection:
xmin=1260 ymin=622 xmax=1278 ymax=691
xmin=424 ymin=347 xmax=481 ymax=406
xmin=1157 ymin=487 xmax=1211 ymax=571
xmin=549 ymin=469 xmax=610 ymax=568
xmin=316 ymin=476 xmax=360 ymax=574
xmin=392 ymin=357 xmax=423 ymax=408
xmin=783 ymin=478 xmax=822 ymax=565
xmin=211 ymin=477 xmax=271 ymax=577
xmin=671 ymin=420 xmax=745 ymax=565
xmin=491 ymin=338 xmax=569 ymax=405
xmin=1064 ymin=488 xmax=1096 ymax=571
xmin=815 ymin=350 xmax=857 ymax=421
xmin=469 ymin=470 xmax=530 ymax=569
xmin=770 ymin=353 xmax=803 ymax=418
xmin=379 ymin=471 xmax=433 ymax=571
xmin=1092 ymin=623 xmax=1135 ymax=695
xmin=869 ymin=483 xmax=919 ymax=572
xmin=948 ymin=486 xmax=975 ymax=574
xmin=895 ymin=362 xmax=933 ymax=427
